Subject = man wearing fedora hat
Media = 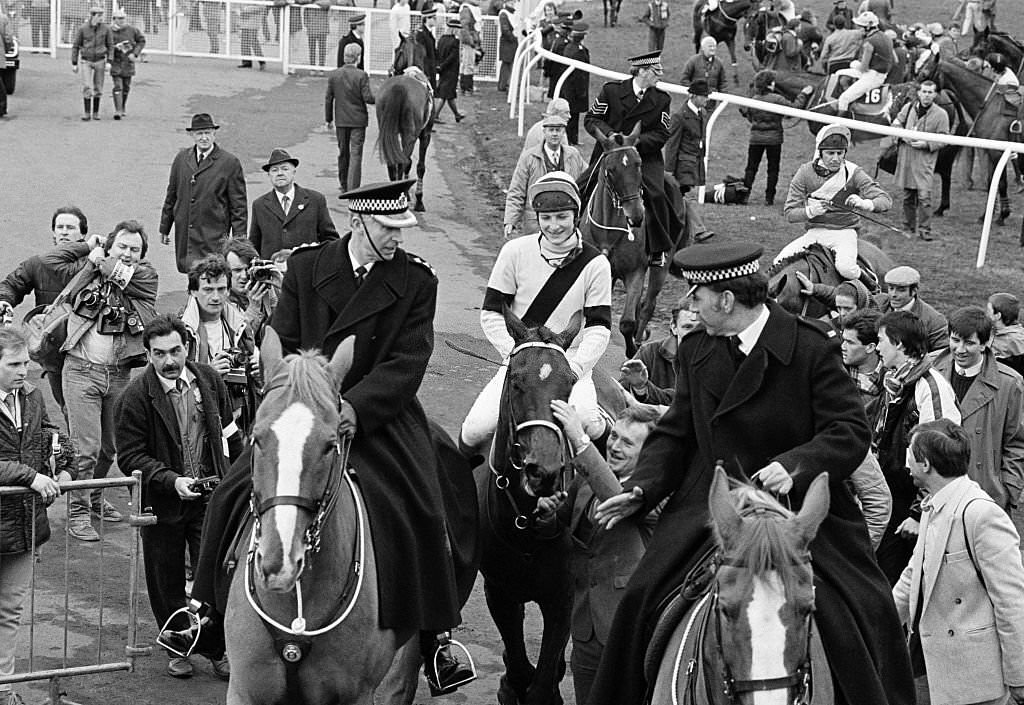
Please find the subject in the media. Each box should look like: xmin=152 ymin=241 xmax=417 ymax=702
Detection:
xmin=504 ymin=114 xmax=586 ymax=238
xmin=560 ymin=22 xmax=590 ymax=146
xmin=249 ymin=149 xmax=339 ymax=258
xmin=165 ymin=179 xmax=478 ymax=697
xmin=337 ymin=13 xmax=366 ymax=70
xmin=159 ymin=113 xmax=248 ymax=274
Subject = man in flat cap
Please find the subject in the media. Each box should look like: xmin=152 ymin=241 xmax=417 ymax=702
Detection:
xmin=248 ymin=148 xmax=339 ymax=259
xmin=159 ymin=113 xmax=248 ymax=274
xmin=879 ymin=266 xmax=948 ymax=352
xmin=163 ymin=180 xmax=477 ymax=698
xmin=584 ymin=50 xmax=681 ymax=270
xmin=71 ymin=6 xmax=113 ymax=121
xmin=588 ymin=241 xmax=915 ymax=705
xmin=337 ymin=13 xmax=366 ymax=70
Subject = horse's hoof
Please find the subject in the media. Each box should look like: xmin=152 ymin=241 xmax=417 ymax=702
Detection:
xmin=933 ymin=207 xmax=946 ymax=217
xmin=497 ymin=676 xmax=519 ymax=705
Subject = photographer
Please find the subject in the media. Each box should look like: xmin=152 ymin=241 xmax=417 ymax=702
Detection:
xmin=115 ymin=315 xmax=238 ymax=680
xmin=222 ymin=238 xmax=280 ymax=343
xmin=179 ymin=255 xmax=257 ymax=434
xmin=41 ymin=220 xmax=158 ymax=542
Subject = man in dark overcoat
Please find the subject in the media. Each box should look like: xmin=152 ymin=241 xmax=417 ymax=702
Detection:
xmin=588 ymin=242 xmax=915 ymax=705
xmin=664 ymin=78 xmax=712 ymax=243
xmin=163 ymin=180 xmax=476 ymax=696
xmin=433 ymin=18 xmax=464 ymax=122
xmin=159 ymin=113 xmax=248 ymax=274
xmin=546 ymin=16 xmax=571 ymax=98
xmin=117 ymin=314 xmax=241 ymax=679
xmin=497 ymin=0 xmax=517 ymax=91
xmin=560 ymin=22 xmax=590 ymax=146
xmin=248 ymin=148 xmax=339 ymax=258
xmin=337 ymin=13 xmax=366 ymax=69
xmin=413 ymin=8 xmax=439 ymax=89
xmin=583 ymin=50 xmax=680 ymax=267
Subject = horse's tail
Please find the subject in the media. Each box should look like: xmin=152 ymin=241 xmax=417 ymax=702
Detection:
xmin=376 ymin=80 xmax=416 ymax=168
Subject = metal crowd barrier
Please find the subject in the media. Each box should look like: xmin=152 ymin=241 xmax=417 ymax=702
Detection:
xmin=510 ymin=29 xmax=1024 ymax=268
xmin=13 ymin=0 xmax=501 ymax=80
xmin=0 ymin=472 xmax=153 ymax=705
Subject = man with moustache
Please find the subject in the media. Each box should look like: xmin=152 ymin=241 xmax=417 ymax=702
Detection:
xmin=159 ymin=113 xmax=248 ymax=274
xmin=116 ymin=314 xmax=239 ymax=679
xmin=248 ymin=148 xmax=338 ymax=258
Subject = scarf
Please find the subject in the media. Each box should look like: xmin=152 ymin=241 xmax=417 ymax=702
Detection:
xmin=538 ymin=231 xmax=581 ymax=267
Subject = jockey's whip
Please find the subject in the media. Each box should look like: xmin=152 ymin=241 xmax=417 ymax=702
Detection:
xmin=810 ymin=196 xmax=907 ymax=235
xmin=444 ymin=339 xmax=504 ymax=366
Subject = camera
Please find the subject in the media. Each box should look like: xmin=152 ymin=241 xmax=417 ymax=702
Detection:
xmin=191 ymin=475 xmax=220 ymax=497
xmin=98 ymin=305 xmax=127 ymax=335
xmin=247 ymin=259 xmax=280 ymax=284
xmin=222 ymin=348 xmax=250 ymax=386
xmin=74 ymin=288 xmax=105 ymax=319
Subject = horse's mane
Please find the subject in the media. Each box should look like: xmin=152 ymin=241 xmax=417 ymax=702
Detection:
xmin=275 ymin=350 xmax=337 ymax=415
xmin=713 ymin=483 xmax=808 ymax=598
xmin=766 ymin=246 xmax=817 ymax=277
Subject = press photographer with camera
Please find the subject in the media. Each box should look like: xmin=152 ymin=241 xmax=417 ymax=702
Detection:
xmin=40 ymin=220 xmax=158 ymax=542
xmin=115 ymin=314 xmax=240 ymax=680
xmin=178 ymin=255 xmax=258 ymax=433
xmin=222 ymin=238 xmax=281 ymax=342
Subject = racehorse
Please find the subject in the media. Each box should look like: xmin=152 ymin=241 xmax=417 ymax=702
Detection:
xmin=970 ymin=29 xmax=1024 ymax=64
xmin=693 ymin=0 xmax=755 ymax=85
xmin=766 ymin=242 xmax=893 ymax=318
xmin=478 ymin=307 xmax=580 ymax=705
xmin=578 ymin=124 xmax=689 ymax=358
xmin=225 ymin=329 xmax=408 ymax=705
xmin=376 ymin=68 xmax=434 ymax=212
xmin=649 ymin=467 xmax=833 ymax=705
xmin=743 ymin=2 xmax=786 ymax=68
xmin=602 ymin=0 xmax=622 ymax=27
xmin=917 ymin=54 xmax=1021 ymax=226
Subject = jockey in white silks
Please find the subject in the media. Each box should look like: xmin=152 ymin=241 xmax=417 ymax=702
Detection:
xmin=777 ymin=124 xmax=892 ymax=281
xmin=837 ymin=11 xmax=894 ymax=113
xmin=459 ymin=171 xmax=612 ymax=455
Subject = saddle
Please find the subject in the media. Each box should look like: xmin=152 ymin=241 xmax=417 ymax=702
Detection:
xmin=783 ymin=243 xmax=880 ymax=293
xmin=995 ymin=85 xmax=1024 ymax=136
xmin=824 ymin=71 xmax=892 ymax=117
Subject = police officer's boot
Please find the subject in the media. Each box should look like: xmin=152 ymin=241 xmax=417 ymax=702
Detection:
xmin=421 ymin=631 xmax=476 ymax=696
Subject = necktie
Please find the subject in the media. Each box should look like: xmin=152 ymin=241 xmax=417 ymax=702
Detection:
xmin=198 ymin=150 xmax=206 ymax=164
xmin=3 ymin=393 xmax=16 ymax=426
xmin=354 ymin=265 xmax=367 ymax=288
xmin=281 ymin=195 xmax=290 ymax=215
xmin=171 ymin=379 xmax=189 ymax=432
xmin=637 ymin=89 xmax=645 ymax=101
xmin=728 ymin=336 xmax=745 ymax=367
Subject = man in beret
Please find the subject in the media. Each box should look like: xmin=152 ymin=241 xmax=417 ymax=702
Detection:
xmin=589 ymin=241 xmax=914 ymax=705
xmin=159 ymin=113 xmax=248 ymax=274
xmin=248 ymin=148 xmax=339 ymax=258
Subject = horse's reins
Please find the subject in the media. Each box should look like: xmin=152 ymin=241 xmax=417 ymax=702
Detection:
xmin=245 ymin=433 xmax=367 ymax=644
xmin=488 ymin=341 xmax=574 ymax=531
xmin=585 ymin=146 xmax=644 ymax=253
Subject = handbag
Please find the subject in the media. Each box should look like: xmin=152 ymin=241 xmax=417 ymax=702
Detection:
xmin=23 ymin=264 xmax=95 ymax=373
xmin=876 ymin=140 xmax=899 ymax=176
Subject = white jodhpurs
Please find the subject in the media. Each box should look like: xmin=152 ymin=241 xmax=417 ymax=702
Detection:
xmin=836 ymin=68 xmax=886 ymax=112
xmin=775 ymin=228 xmax=861 ymax=279
xmin=460 ymin=366 xmax=601 ymax=451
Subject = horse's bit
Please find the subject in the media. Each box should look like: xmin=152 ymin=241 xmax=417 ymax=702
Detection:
xmin=245 ymin=434 xmax=367 ymax=646
xmin=489 ymin=340 xmax=574 ymax=531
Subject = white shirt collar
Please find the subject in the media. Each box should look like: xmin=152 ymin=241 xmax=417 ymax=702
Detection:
xmin=544 ymin=144 xmax=561 ymax=162
xmin=734 ymin=305 xmax=771 ymax=355
xmin=276 ymin=186 xmax=297 ymax=209
xmin=157 ymin=366 xmax=196 ymax=394
xmin=348 ymin=240 xmax=375 ymax=276
xmin=899 ymin=297 xmax=917 ymax=312
xmin=196 ymin=146 xmax=211 ymax=161
xmin=923 ymin=475 xmax=969 ymax=517
xmin=955 ymin=359 xmax=984 ymax=378
xmin=632 ymin=77 xmax=645 ymax=99
xmin=686 ymin=99 xmax=702 ymax=114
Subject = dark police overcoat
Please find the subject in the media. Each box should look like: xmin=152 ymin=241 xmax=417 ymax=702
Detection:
xmin=588 ymin=302 xmax=915 ymax=705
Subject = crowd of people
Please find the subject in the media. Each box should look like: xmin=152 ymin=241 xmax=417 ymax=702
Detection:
xmin=2 ymin=1 xmax=1024 ymax=705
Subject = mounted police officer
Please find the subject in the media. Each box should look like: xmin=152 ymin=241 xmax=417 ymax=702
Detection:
xmin=582 ymin=50 xmax=680 ymax=268
xmin=159 ymin=180 xmax=476 ymax=697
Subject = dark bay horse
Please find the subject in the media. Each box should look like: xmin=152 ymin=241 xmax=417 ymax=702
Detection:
xmin=376 ymin=69 xmax=434 ymax=212
xmin=693 ymin=0 xmax=755 ymax=84
xmin=743 ymin=3 xmax=785 ymax=68
xmin=767 ymin=242 xmax=893 ymax=318
xmin=478 ymin=307 xmax=581 ymax=705
xmin=918 ymin=55 xmax=1020 ymax=226
xmin=970 ymin=29 xmax=1024 ymax=67
xmin=578 ymin=125 xmax=689 ymax=358
xmin=225 ymin=329 xmax=408 ymax=705
xmin=650 ymin=468 xmax=833 ymax=705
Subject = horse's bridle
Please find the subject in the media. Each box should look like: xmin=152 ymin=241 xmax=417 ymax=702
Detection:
xmin=245 ymin=432 xmax=367 ymax=641
xmin=488 ymin=340 xmax=574 ymax=530
xmin=585 ymin=146 xmax=644 ymax=255
xmin=712 ymin=554 xmax=815 ymax=705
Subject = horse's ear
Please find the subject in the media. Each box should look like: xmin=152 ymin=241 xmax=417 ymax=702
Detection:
xmin=554 ymin=312 xmax=582 ymax=350
xmin=261 ymin=326 xmax=284 ymax=378
xmin=327 ymin=336 xmax=355 ymax=391
xmin=503 ymin=304 xmax=530 ymax=344
xmin=791 ymin=472 xmax=830 ymax=549
xmin=709 ymin=465 xmax=743 ymax=547
xmin=593 ymin=126 xmax=610 ymax=148
xmin=623 ymin=121 xmax=642 ymax=146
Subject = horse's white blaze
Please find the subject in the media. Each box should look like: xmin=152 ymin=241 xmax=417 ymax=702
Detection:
xmin=749 ymin=573 xmax=789 ymax=705
xmin=270 ymin=403 xmax=315 ymax=575
xmin=621 ymin=153 xmax=629 ymax=167
xmin=538 ymin=363 xmax=552 ymax=381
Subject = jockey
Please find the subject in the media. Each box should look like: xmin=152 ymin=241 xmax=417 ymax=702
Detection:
xmin=836 ymin=11 xmax=894 ymax=113
xmin=778 ymin=124 xmax=892 ymax=282
xmin=459 ymin=171 xmax=612 ymax=456
xmin=988 ymin=52 xmax=1021 ymax=88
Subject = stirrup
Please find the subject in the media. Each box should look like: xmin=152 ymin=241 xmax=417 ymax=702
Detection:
xmin=156 ymin=599 xmax=204 ymax=657
xmin=426 ymin=638 xmax=477 ymax=693
xmin=1010 ymin=119 xmax=1022 ymax=135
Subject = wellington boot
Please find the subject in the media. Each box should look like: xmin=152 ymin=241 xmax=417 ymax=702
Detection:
xmin=82 ymin=98 xmax=92 ymax=121
xmin=113 ymin=94 xmax=124 ymax=120
xmin=91 ymin=96 xmax=101 ymax=120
